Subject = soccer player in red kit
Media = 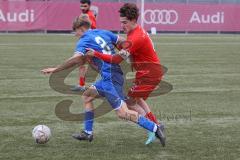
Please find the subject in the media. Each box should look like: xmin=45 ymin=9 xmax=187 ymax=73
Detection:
xmin=87 ymin=3 xmax=165 ymax=145
xmin=72 ymin=0 xmax=97 ymax=91
xmin=80 ymin=0 xmax=96 ymax=29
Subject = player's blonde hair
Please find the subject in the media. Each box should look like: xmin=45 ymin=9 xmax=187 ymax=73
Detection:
xmin=72 ymin=14 xmax=91 ymax=31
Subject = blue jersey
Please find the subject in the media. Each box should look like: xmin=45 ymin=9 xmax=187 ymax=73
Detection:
xmin=75 ymin=29 xmax=123 ymax=83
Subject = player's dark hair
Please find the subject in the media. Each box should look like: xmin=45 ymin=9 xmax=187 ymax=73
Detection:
xmin=119 ymin=3 xmax=139 ymax=21
xmin=80 ymin=0 xmax=91 ymax=5
xmin=72 ymin=14 xmax=91 ymax=31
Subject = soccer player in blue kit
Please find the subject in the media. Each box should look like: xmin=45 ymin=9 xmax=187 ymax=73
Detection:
xmin=41 ymin=14 xmax=165 ymax=147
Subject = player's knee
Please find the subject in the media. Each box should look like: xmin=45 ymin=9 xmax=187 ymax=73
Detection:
xmin=81 ymin=94 xmax=87 ymax=103
xmin=116 ymin=109 xmax=126 ymax=119
xmin=82 ymin=94 xmax=93 ymax=104
xmin=117 ymin=109 xmax=138 ymax=122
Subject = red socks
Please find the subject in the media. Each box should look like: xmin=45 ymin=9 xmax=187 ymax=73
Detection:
xmin=79 ymin=77 xmax=85 ymax=86
xmin=145 ymin=112 xmax=159 ymax=125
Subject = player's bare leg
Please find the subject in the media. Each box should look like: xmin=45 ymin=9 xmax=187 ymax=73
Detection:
xmin=126 ymin=97 xmax=163 ymax=145
xmin=137 ymin=98 xmax=160 ymax=124
xmin=126 ymin=98 xmax=146 ymax=116
xmin=136 ymin=98 xmax=165 ymax=145
xmin=137 ymin=98 xmax=150 ymax=113
xmin=115 ymin=102 xmax=166 ymax=147
xmin=136 ymin=98 xmax=159 ymax=145
xmin=126 ymin=97 xmax=156 ymax=144
xmin=115 ymin=103 xmax=139 ymax=122
xmin=72 ymin=86 xmax=99 ymax=142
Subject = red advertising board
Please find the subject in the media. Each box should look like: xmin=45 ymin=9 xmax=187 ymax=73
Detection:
xmin=0 ymin=1 xmax=239 ymax=31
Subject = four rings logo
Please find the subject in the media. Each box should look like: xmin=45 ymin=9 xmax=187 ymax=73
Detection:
xmin=143 ymin=9 xmax=178 ymax=25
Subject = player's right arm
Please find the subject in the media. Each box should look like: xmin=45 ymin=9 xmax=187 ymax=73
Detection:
xmin=41 ymin=39 xmax=88 ymax=74
xmin=41 ymin=54 xmax=85 ymax=74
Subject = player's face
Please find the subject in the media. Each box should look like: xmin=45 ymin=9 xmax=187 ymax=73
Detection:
xmin=75 ymin=28 xmax=85 ymax=38
xmin=120 ymin=17 xmax=136 ymax=34
xmin=80 ymin=3 xmax=90 ymax=13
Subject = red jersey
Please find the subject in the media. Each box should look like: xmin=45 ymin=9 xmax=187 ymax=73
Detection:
xmin=127 ymin=25 xmax=162 ymax=79
xmin=86 ymin=10 xmax=97 ymax=29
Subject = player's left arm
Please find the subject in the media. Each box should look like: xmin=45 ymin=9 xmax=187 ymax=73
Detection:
xmin=92 ymin=50 xmax=124 ymax=64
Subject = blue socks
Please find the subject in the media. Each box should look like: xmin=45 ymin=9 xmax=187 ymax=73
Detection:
xmin=84 ymin=112 xmax=157 ymax=134
xmin=84 ymin=110 xmax=94 ymax=135
xmin=137 ymin=115 xmax=157 ymax=132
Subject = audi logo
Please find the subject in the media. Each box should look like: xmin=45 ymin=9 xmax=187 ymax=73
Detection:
xmin=143 ymin=9 xmax=179 ymax=25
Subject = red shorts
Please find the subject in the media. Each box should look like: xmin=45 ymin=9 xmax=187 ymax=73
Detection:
xmin=128 ymin=77 xmax=161 ymax=100
xmin=128 ymin=62 xmax=163 ymax=100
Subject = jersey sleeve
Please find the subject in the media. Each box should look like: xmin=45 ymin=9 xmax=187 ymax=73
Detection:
xmin=74 ymin=38 xmax=88 ymax=55
xmin=93 ymin=51 xmax=123 ymax=64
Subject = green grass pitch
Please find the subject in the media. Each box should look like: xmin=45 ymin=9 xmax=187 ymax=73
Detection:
xmin=0 ymin=33 xmax=240 ymax=160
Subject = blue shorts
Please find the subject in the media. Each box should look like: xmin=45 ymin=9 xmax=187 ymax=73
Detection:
xmin=93 ymin=79 xmax=125 ymax=110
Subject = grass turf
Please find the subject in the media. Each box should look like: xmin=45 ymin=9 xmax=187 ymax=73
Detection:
xmin=0 ymin=34 xmax=240 ymax=160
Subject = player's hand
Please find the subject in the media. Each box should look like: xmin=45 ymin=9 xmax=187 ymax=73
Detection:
xmin=41 ymin=67 xmax=57 ymax=74
xmin=86 ymin=48 xmax=95 ymax=57
xmin=118 ymin=49 xmax=130 ymax=59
